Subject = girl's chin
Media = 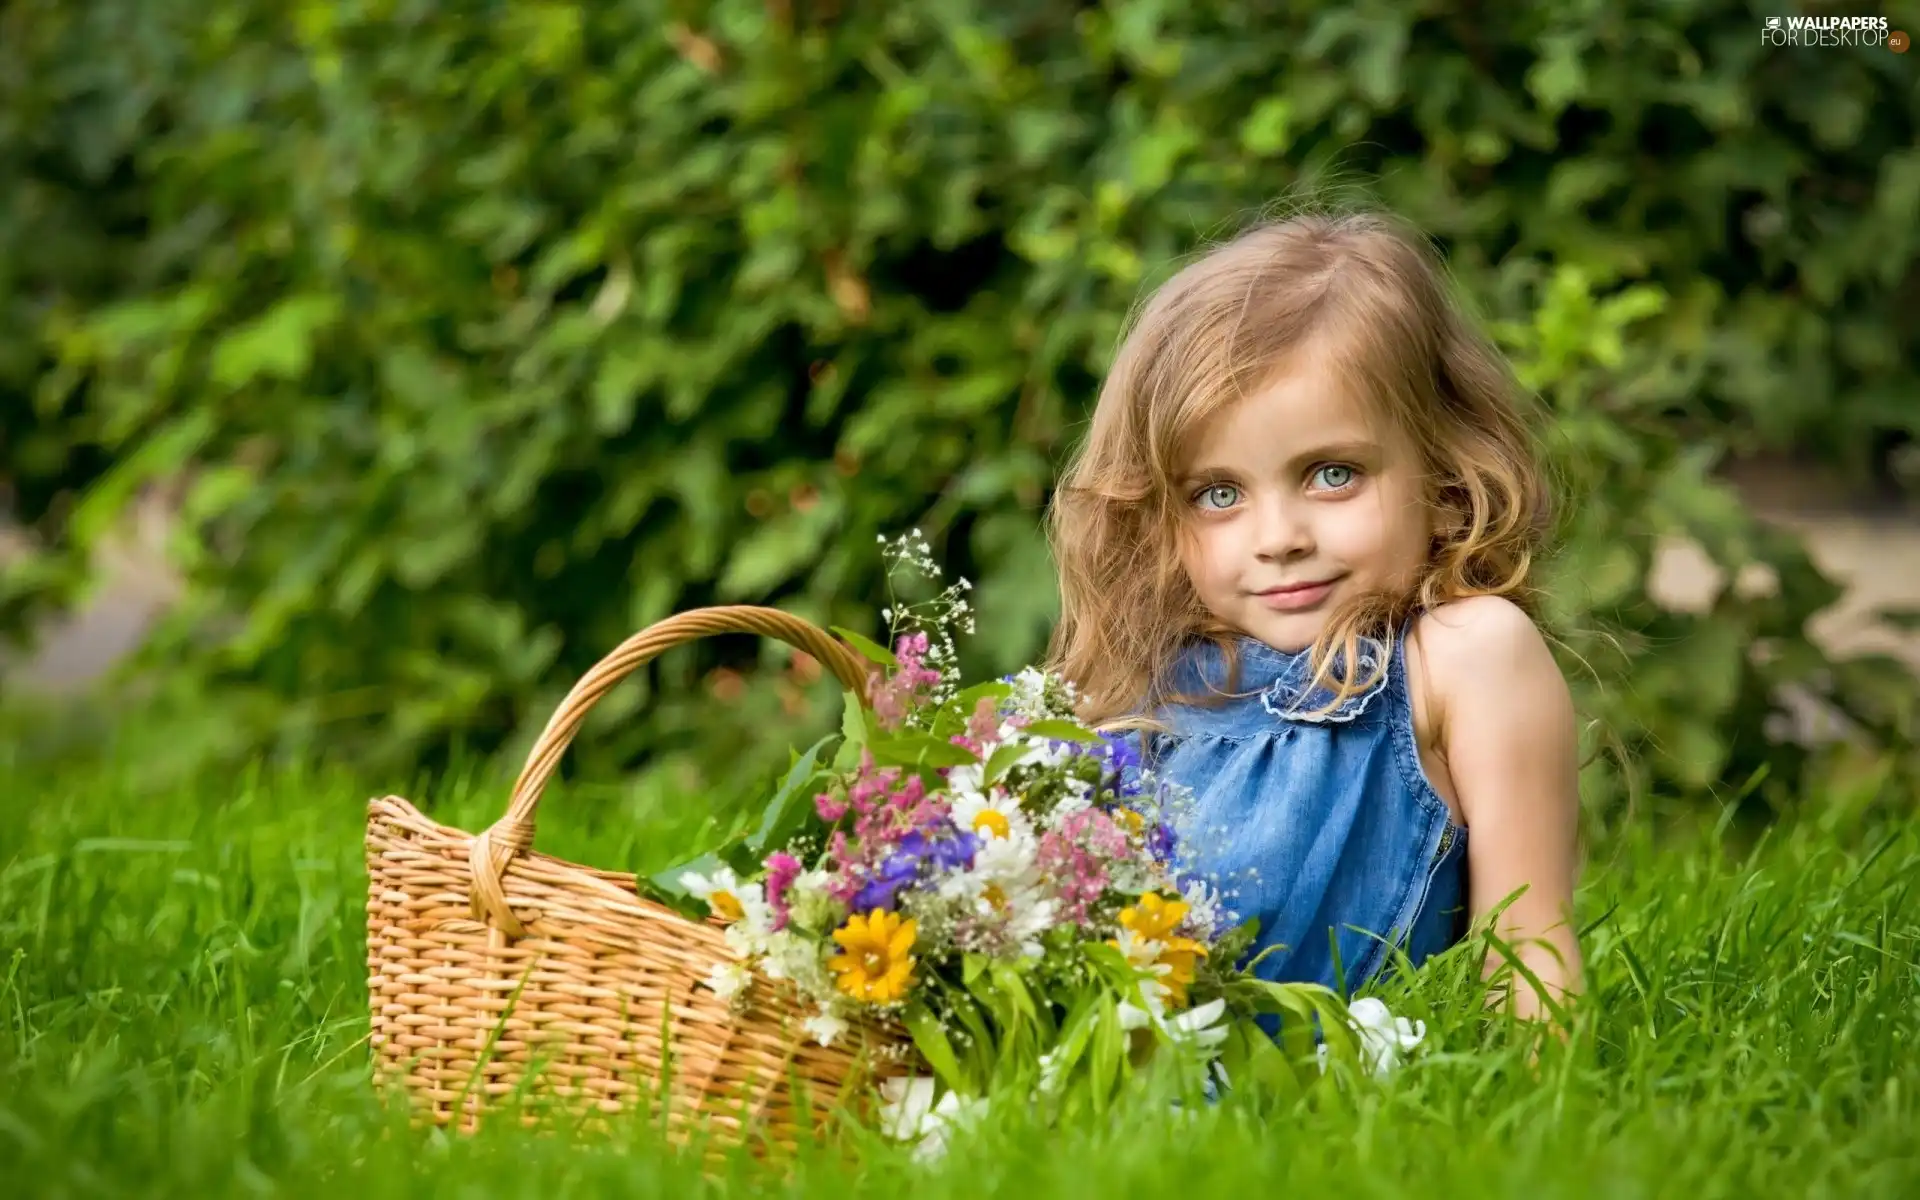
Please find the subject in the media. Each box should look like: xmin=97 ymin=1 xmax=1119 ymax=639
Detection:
xmin=1235 ymin=612 xmax=1324 ymax=655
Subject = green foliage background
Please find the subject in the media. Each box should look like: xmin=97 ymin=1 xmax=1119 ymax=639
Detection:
xmin=3 ymin=0 xmax=1919 ymax=814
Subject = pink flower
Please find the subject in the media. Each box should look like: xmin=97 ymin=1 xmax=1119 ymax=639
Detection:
xmin=1036 ymin=808 xmax=1128 ymax=926
xmin=864 ymin=634 xmax=945 ymax=731
xmin=967 ymin=696 xmax=1000 ymax=744
xmin=853 ymin=775 xmax=950 ymax=847
xmin=764 ymin=852 xmax=802 ymax=930
xmin=869 ymin=669 xmax=909 ymax=730
xmin=949 ymin=696 xmax=1003 ymax=757
xmin=1059 ymin=807 xmax=1129 ymax=859
xmin=847 ymin=753 xmax=899 ymax=815
xmin=894 ymin=633 xmax=939 ymax=689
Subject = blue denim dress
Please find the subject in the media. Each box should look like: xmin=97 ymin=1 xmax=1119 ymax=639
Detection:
xmin=1134 ymin=628 xmax=1469 ymax=996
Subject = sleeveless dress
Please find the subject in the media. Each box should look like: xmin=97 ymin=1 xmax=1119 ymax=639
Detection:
xmin=1132 ymin=626 xmax=1469 ymax=997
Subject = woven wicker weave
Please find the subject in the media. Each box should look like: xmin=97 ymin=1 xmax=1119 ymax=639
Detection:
xmin=364 ymin=606 xmax=913 ymax=1150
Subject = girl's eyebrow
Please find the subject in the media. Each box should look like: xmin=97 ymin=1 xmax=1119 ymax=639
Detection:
xmin=1179 ymin=439 xmax=1381 ymax=484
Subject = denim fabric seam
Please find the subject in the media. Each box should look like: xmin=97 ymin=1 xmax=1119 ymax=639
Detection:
xmin=1350 ymin=801 xmax=1455 ymax=988
xmin=1147 ymin=729 xmax=1286 ymax=748
xmin=1347 ymin=625 xmax=1468 ymax=988
xmin=1343 ymin=796 xmax=1439 ymax=989
xmin=1386 ymin=622 xmax=1470 ymax=839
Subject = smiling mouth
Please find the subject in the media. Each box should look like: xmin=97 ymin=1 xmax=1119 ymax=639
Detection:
xmin=1253 ymin=577 xmax=1342 ymax=610
xmin=1256 ymin=577 xmax=1341 ymax=597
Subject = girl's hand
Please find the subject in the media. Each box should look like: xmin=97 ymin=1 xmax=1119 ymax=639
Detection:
xmin=1414 ymin=595 xmax=1585 ymax=1022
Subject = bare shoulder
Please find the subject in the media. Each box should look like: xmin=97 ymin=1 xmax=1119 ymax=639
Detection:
xmin=1405 ymin=595 xmax=1570 ymax=743
xmin=1412 ymin=595 xmax=1560 ymax=681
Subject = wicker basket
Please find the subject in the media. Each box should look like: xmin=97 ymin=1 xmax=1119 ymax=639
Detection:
xmin=364 ymin=606 xmax=914 ymax=1152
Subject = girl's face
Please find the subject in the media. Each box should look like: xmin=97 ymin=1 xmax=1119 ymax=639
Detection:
xmin=1175 ymin=355 xmax=1435 ymax=653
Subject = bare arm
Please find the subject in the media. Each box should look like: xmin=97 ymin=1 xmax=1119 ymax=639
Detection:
xmin=1420 ymin=597 xmax=1585 ymax=1021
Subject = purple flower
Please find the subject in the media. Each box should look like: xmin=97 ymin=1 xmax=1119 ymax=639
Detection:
xmin=1096 ymin=732 xmax=1145 ymax=797
xmin=1147 ymin=821 xmax=1178 ymax=862
xmin=1097 ymin=732 xmax=1140 ymax=772
xmin=899 ymin=827 xmax=978 ymax=873
xmin=850 ymin=852 xmax=921 ymax=912
xmin=846 ymin=827 xmax=978 ymax=912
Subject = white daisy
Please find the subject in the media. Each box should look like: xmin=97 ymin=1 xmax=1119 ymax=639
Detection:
xmin=1117 ymin=995 xmax=1229 ymax=1068
xmin=679 ymin=866 xmax=748 ymax=921
xmin=1177 ymin=877 xmax=1228 ymax=940
xmin=999 ymin=889 xmax=1057 ymax=958
xmin=1317 ymin=997 xmax=1428 ymax=1078
xmin=1004 ymin=667 xmax=1055 ymax=721
xmin=702 ymin=961 xmax=752 ymax=1005
xmin=877 ymin=1076 xmax=989 ymax=1161
xmin=950 ymin=786 xmax=1030 ymax=844
xmin=803 ymin=1009 xmax=850 ymax=1047
xmin=971 ymin=827 xmax=1041 ymax=888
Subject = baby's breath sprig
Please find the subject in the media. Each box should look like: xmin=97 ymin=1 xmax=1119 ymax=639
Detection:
xmin=876 ymin=528 xmax=975 ymax=709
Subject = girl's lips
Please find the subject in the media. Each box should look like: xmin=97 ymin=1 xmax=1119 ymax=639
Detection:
xmin=1255 ymin=579 xmax=1337 ymax=611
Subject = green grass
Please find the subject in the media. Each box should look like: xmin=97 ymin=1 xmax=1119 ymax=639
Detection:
xmin=3 ymin=736 xmax=1918 ymax=1198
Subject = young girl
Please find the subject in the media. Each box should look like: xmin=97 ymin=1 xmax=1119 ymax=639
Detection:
xmin=1047 ymin=209 xmax=1583 ymax=1020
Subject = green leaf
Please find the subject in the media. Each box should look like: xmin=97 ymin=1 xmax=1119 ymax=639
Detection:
xmin=719 ymin=507 xmax=839 ymax=599
xmin=961 ymin=952 xmax=990 ymax=989
xmin=1088 ymin=992 xmax=1123 ymax=1113
xmin=984 ymin=740 xmax=1034 ymax=785
xmin=1239 ymin=97 xmax=1294 ymax=155
xmin=1079 ymin=941 xmax=1138 ymax=987
xmin=1526 ymin=34 xmax=1588 ymax=116
xmin=943 ymin=989 xmax=998 ymax=1080
xmin=648 ymin=852 xmax=715 ymax=897
xmin=747 ymin=735 xmax=832 ymax=855
xmin=210 ymin=293 xmax=343 ymax=388
xmin=830 ymin=626 xmax=898 ymax=668
xmin=964 ymin=965 xmax=1014 ymax=1032
xmin=989 ymin=960 xmax=1044 ymax=1032
xmin=951 ymin=680 xmax=1013 ymax=712
xmin=1022 ymin=719 xmax=1102 ymax=743
xmin=867 ymin=732 xmax=980 ymax=770
xmin=1207 ymin=917 xmax=1263 ymax=970
xmin=901 ymin=1002 xmax=969 ymax=1092
xmin=1052 ymin=990 xmax=1101 ymax=1076
xmin=1240 ymin=1024 xmax=1305 ymax=1099
xmin=832 ymin=691 xmax=870 ymax=770
xmin=1583 ymin=541 xmax=1642 ymax=608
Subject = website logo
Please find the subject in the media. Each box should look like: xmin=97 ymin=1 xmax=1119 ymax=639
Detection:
xmin=1760 ymin=15 xmax=1896 ymax=49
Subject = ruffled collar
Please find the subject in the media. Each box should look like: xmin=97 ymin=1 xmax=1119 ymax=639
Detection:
xmin=1164 ymin=635 xmax=1390 ymax=725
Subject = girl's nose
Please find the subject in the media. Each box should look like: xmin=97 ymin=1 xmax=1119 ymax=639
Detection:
xmin=1254 ymin=496 xmax=1314 ymax=561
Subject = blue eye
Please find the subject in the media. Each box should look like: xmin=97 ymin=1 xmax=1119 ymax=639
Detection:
xmin=1311 ymin=465 xmax=1356 ymax=491
xmin=1194 ymin=483 xmax=1240 ymax=511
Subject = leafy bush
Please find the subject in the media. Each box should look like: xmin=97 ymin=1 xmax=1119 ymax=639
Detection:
xmin=3 ymin=0 xmax=1917 ymax=811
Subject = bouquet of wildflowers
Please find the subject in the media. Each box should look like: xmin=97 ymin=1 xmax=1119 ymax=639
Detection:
xmin=654 ymin=533 xmax=1410 ymax=1145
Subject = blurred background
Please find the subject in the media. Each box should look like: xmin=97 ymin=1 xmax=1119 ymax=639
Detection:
xmin=3 ymin=1 xmax=1918 ymax=826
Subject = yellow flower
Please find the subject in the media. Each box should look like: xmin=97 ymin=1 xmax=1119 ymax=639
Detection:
xmin=970 ymin=809 xmax=1010 ymax=840
xmin=679 ymin=868 xmax=748 ymax=923
xmin=1118 ymin=892 xmax=1189 ymax=942
xmin=1154 ymin=936 xmax=1208 ymax=1008
xmin=1113 ymin=808 xmax=1145 ymax=837
xmin=1110 ymin=893 xmax=1207 ymax=1009
xmin=709 ymin=890 xmax=745 ymax=923
xmin=828 ymin=908 xmax=918 ymax=1003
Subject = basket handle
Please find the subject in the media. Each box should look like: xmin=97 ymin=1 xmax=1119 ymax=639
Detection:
xmin=467 ymin=606 xmax=877 ymax=936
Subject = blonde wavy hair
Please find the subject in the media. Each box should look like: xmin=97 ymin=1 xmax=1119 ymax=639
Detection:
xmin=1046 ymin=208 xmax=1553 ymax=727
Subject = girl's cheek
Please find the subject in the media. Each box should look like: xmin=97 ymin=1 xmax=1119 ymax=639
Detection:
xmin=1189 ymin=526 xmax=1237 ymax=582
